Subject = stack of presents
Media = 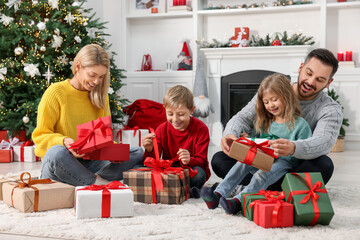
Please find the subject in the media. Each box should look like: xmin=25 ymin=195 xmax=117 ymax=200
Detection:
xmin=1 ymin=116 xmax=334 ymax=227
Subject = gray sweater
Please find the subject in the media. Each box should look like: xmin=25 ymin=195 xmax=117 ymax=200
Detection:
xmin=223 ymin=90 xmax=343 ymax=160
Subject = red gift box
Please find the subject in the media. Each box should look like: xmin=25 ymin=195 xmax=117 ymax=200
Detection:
xmin=0 ymin=149 xmax=13 ymax=162
xmin=231 ymin=27 xmax=249 ymax=47
xmin=253 ymin=193 xmax=294 ymax=228
xmin=70 ymin=116 xmax=113 ymax=155
xmin=0 ymin=130 xmax=26 ymax=142
xmin=83 ymin=143 xmax=130 ymax=161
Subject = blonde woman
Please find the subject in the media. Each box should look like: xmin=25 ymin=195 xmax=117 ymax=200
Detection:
xmin=201 ymin=74 xmax=312 ymax=214
xmin=32 ymin=44 xmax=143 ymax=186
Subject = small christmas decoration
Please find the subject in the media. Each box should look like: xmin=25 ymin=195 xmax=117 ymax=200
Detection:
xmin=23 ymin=63 xmax=40 ymax=78
xmin=42 ymin=66 xmax=54 ymax=84
xmin=22 ymin=115 xmax=30 ymax=124
xmin=40 ymin=45 xmax=46 ymax=52
xmin=141 ymin=54 xmax=152 ymax=71
xmin=177 ymin=41 xmax=192 ymax=70
xmin=0 ymin=67 xmax=7 ymax=80
xmin=14 ymin=46 xmax=23 ymax=55
xmin=5 ymin=0 xmax=21 ymax=12
xmin=231 ymin=27 xmax=249 ymax=47
xmin=272 ymin=39 xmax=282 ymax=46
xmin=37 ymin=22 xmax=45 ymax=30
xmin=0 ymin=14 xmax=14 ymax=26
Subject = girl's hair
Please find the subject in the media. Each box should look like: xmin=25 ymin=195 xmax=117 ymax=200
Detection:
xmin=163 ymin=85 xmax=194 ymax=110
xmin=72 ymin=44 xmax=110 ymax=110
xmin=254 ymin=73 xmax=301 ymax=134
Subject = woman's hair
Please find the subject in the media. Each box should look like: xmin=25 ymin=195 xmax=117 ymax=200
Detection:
xmin=72 ymin=44 xmax=110 ymax=110
xmin=163 ymin=85 xmax=194 ymax=110
xmin=254 ymin=73 xmax=301 ymax=134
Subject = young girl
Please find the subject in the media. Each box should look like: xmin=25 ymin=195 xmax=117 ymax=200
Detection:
xmin=201 ymin=73 xmax=312 ymax=214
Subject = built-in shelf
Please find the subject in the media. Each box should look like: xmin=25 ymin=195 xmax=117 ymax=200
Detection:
xmin=327 ymin=1 xmax=360 ymax=9
xmin=125 ymin=70 xmax=193 ymax=78
xmin=127 ymin=12 xmax=193 ymax=19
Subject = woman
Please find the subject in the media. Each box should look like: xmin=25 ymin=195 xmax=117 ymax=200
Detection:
xmin=32 ymin=44 xmax=143 ymax=186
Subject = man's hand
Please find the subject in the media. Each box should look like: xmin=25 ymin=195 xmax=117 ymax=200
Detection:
xmin=268 ymin=139 xmax=295 ymax=157
xmin=220 ymin=134 xmax=238 ymax=155
xmin=64 ymin=137 xmax=85 ymax=158
xmin=142 ymin=133 xmax=155 ymax=153
xmin=178 ymin=148 xmax=190 ymax=165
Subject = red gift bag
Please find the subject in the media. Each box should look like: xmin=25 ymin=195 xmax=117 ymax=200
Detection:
xmin=123 ymin=99 xmax=167 ymax=130
xmin=141 ymin=54 xmax=152 ymax=71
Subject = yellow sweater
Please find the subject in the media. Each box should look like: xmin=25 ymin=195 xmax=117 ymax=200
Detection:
xmin=32 ymin=79 xmax=110 ymax=158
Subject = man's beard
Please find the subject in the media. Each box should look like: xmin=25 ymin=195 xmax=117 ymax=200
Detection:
xmin=297 ymin=76 xmax=326 ymax=100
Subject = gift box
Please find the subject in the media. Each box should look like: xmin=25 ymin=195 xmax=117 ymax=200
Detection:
xmin=13 ymin=140 xmax=40 ymax=162
xmin=2 ymin=172 xmax=75 ymax=213
xmin=0 ymin=138 xmax=21 ymax=163
xmin=83 ymin=143 xmax=130 ymax=161
xmin=116 ymin=127 xmax=149 ymax=147
xmin=253 ymin=192 xmax=294 ymax=228
xmin=0 ymin=130 xmax=26 ymax=142
xmin=241 ymin=190 xmax=280 ymax=221
xmin=70 ymin=116 xmax=113 ymax=155
xmin=228 ymin=137 xmax=276 ymax=172
xmin=75 ymin=181 xmax=133 ymax=218
xmin=231 ymin=27 xmax=249 ymax=47
xmin=0 ymin=174 xmax=38 ymax=200
xmin=281 ymin=172 xmax=334 ymax=226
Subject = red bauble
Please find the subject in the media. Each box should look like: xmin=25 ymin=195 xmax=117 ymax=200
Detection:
xmin=272 ymin=40 xmax=282 ymax=46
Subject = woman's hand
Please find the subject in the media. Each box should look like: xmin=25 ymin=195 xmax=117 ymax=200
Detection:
xmin=64 ymin=137 xmax=85 ymax=158
xmin=178 ymin=148 xmax=190 ymax=165
xmin=142 ymin=133 xmax=155 ymax=153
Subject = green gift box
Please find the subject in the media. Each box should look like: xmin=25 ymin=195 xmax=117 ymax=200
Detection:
xmin=281 ymin=172 xmax=334 ymax=226
xmin=241 ymin=190 xmax=280 ymax=221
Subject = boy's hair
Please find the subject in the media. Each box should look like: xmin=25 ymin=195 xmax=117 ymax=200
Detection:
xmin=72 ymin=44 xmax=110 ymax=110
xmin=304 ymin=48 xmax=339 ymax=80
xmin=254 ymin=73 xmax=301 ymax=134
xmin=163 ymin=85 xmax=194 ymax=110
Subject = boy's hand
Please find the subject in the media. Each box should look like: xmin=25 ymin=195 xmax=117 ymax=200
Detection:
xmin=64 ymin=137 xmax=85 ymax=158
xmin=220 ymin=134 xmax=238 ymax=155
xmin=178 ymin=148 xmax=190 ymax=165
xmin=142 ymin=133 xmax=155 ymax=153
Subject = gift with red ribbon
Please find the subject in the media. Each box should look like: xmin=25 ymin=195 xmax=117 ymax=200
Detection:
xmin=252 ymin=191 xmax=294 ymax=228
xmin=75 ymin=181 xmax=133 ymax=218
xmin=2 ymin=172 xmax=74 ymax=213
xmin=281 ymin=172 xmax=334 ymax=226
xmin=70 ymin=116 xmax=113 ymax=154
xmin=123 ymin=127 xmax=195 ymax=204
xmin=0 ymin=137 xmax=20 ymax=163
xmin=13 ymin=140 xmax=40 ymax=162
xmin=228 ymin=137 xmax=277 ymax=172
xmin=115 ymin=126 xmax=149 ymax=147
xmin=83 ymin=143 xmax=130 ymax=161
xmin=241 ymin=189 xmax=280 ymax=221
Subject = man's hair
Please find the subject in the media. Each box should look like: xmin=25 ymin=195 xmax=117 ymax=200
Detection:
xmin=304 ymin=48 xmax=339 ymax=80
xmin=163 ymin=85 xmax=194 ymax=110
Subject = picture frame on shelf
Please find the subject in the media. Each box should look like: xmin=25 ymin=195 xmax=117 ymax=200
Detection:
xmin=128 ymin=0 xmax=167 ymax=16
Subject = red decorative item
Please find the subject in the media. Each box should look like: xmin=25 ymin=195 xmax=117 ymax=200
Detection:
xmin=173 ymin=0 xmax=179 ymax=6
xmin=231 ymin=27 xmax=249 ymax=47
xmin=83 ymin=143 xmax=130 ymax=161
xmin=0 ymin=130 xmax=26 ymax=142
xmin=337 ymin=0 xmax=347 ymax=2
xmin=0 ymin=149 xmax=13 ymax=162
xmin=141 ymin=54 xmax=152 ymax=71
xmin=337 ymin=52 xmax=344 ymax=61
xmin=151 ymin=7 xmax=158 ymax=13
xmin=177 ymin=41 xmax=192 ymax=70
xmin=70 ymin=116 xmax=113 ymax=155
xmin=272 ymin=39 xmax=282 ymax=46
xmin=346 ymin=51 xmax=352 ymax=61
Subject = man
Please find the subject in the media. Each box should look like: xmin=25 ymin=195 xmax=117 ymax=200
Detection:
xmin=211 ymin=48 xmax=342 ymax=190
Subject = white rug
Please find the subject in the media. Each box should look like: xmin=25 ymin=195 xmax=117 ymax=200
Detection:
xmin=1 ymin=174 xmax=360 ymax=240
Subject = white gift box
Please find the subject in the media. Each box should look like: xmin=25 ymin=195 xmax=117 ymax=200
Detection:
xmin=13 ymin=143 xmax=39 ymax=162
xmin=75 ymin=183 xmax=134 ymax=219
xmin=117 ymin=129 xmax=149 ymax=147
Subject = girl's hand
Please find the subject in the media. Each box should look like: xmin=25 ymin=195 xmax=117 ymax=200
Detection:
xmin=142 ymin=133 xmax=155 ymax=153
xmin=178 ymin=148 xmax=190 ymax=165
xmin=64 ymin=137 xmax=85 ymax=158
xmin=240 ymin=131 xmax=250 ymax=138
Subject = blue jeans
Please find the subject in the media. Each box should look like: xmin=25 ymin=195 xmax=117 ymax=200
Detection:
xmin=190 ymin=166 xmax=206 ymax=189
xmin=41 ymin=145 xmax=144 ymax=186
xmin=215 ymin=157 xmax=300 ymax=202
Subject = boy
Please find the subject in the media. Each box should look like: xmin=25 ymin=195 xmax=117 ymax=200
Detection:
xmin=142 ymin=85 xmax=210 ymax=198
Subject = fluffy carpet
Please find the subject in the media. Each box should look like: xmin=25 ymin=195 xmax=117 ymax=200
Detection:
xmin=1 ymin=172 xmax=359 ymax=240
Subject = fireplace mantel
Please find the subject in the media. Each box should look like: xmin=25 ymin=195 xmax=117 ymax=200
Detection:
xmin=202 ymin=45 xmax=312 ymax=145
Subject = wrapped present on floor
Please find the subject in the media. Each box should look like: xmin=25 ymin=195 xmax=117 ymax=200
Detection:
xmin=228 ymin=137 xmax=276 ymax=172
xmin=13 ymin=140 xmax=40 ymax=162
xmin=123 ymin=127 xmax=195 ymax=204
xmin=0 ymin=174 xmax=39 ymax=200
xmin=0 ymin=138 xmax=21 ymax=163
xmin=115 ymin=126 xmax=149 ymax=147
xmin=75 ymin=181 xmax=133 ymax=218
xmin=70 ymin=116 xmax=113 ymax=155
xmin=241 ymin=190 xmax=280 ymax=221
xmin=281 ymin=172 xmax=334 ymax=226
xmin=0 ymin=130 xmax=26 ymax=143
xmin=252 ymin=191 xmax=294 ymax=228
xmin=2 ymin=172 xmax=75 ymax=213
xmin=231 ymin=27 xmax=249 ymax=47
xmin=83 ymin=143 xmax=130 ymax=161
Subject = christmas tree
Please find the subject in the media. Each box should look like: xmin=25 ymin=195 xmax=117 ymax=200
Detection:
xmin=0 ymin=0 xmax=127 ymax=139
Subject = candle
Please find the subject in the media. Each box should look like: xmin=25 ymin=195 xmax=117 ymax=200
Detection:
xmin=346 ymin=51 xmax=352 ymax=61
xmin=173 ymin=0 xmax=179 ymax=6
xmin=337 ymin=52 xmax=344 ymax=61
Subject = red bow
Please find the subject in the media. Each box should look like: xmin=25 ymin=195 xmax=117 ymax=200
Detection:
xmin=116 ymin=126 xmax=141 ymax=147
xmin=287 ymin=173 xmax=328 ymax=226
xmin=77 ymin=181 xmax=129 ymax=218
xmin=235 ymin=137 xmax=277 ymax=165
xmin=20 ymin=140 xmax=40 ymax=162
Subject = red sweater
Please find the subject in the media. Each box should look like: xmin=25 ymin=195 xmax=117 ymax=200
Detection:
xmin=144 ymin=117 xmax=211 ymax=181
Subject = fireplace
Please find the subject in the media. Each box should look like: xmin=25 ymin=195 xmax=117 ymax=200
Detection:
xmin=221 ymin=70 xmax=290 ymax=128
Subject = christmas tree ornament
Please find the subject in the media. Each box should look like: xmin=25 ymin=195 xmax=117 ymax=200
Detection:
xmin=226 ymin=6 xmax=231 ymax=9
xmin=108 ymin=87 xmax=114 ymax=94
xmin=72 ymin=0 xmax=80 ymax=6
xmin=242 ymin=4 xmax=247 ymax=8
xmin=48 ymin=0 xmax=59 ymax=9
xmin=42 ymin=66 xmax=54 ymax=84
xmin=52 ymin=35 xmax=63 ymax=50
xmin=261 ymin=2 xmax=267 ymax=7
xmin=86 ymin=27 xmax=96 ymax=38
xmin=65 ymin=12 xmax=75 ymax=25
xmin=22 ymin=115 xmax=30 ymax=124
xmin=272 ymin=39 xmax=282 ymax=46
xmin=32 ymin=0 xmax=39 ymax=4
xmin=288 ymin=0 xmax=294 ymax=5
xmin=40 ymin=45 xmax=46 ymax=51
xmin=74 ymin=36 xmax=82 ymax=43
xmin=44 ymin=18 xmax=49 ymax=22
xmin=0 ymin=67 xmax=7 ymax=80
xmin=208 ymin=3 xmax=213 ymax=8
xmin=273 ymin=2 xmax=279 ymax=6
xmin=14 ymin=46 xmax=24 ymax=55
xmin=177 ymin=41 xmax=192 ymax=70
xmin=54 ymin=28 xmax=60 ymax=35
xmin=58 ymin=55 xmax=69 ymax=66
xmin=23 ymin=63 xmax=40 ymax=78
xmin=250 ymin=4 xmax=258 ymax=8
xmin=9 ymin=61 xmax=15 ymax=68
xmin=5 ymin=0 xmax=21 ymax=12
xmin=0 ymin=14 xmax=14 ymax=26
xmin=37 ymin=22 xmax=46 ymax=30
